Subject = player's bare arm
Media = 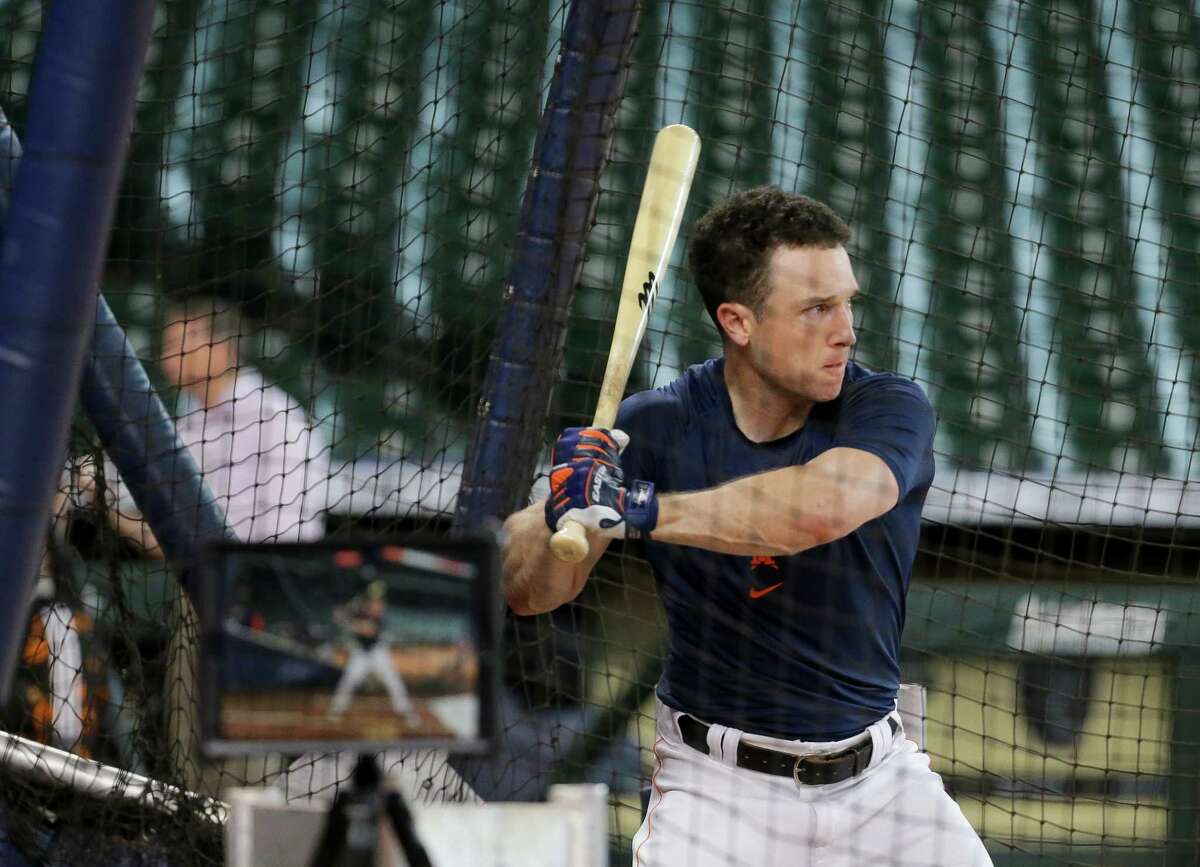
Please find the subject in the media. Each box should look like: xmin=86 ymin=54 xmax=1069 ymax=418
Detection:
xmin=502 ymin=501 xmax=610 ymax=615
xmin=653 ymin=446 xmax=900 ymax=556
xmin=545 ymin=436 xmax=900 ymax=559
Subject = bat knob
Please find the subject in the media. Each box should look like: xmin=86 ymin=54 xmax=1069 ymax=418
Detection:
xmin=549 ymin=520 xmax=590 ymax=563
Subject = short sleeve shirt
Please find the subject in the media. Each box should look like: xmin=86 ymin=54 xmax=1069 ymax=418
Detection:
xmin=108 ymin=367 xmax=330 ymax=543
xmin=617 ymin=358 xmax=935 ymax=740
xmin=174 ymin=367 xmax=329 ymax=543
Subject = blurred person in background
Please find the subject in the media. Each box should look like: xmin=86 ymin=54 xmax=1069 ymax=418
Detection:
xmin=95 ymin=293 xmax=329 ymax=553
xmin=5 ymin=481 xmax=116 ymax=764
xmin=83 ymin=293 xmax=330 ymax=794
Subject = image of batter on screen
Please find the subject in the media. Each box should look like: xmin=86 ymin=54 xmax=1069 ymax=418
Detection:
xmin=212 ymin=543 xmax=482 ymax=747
xmin=328 ymin=576 xmax=419 ymax=723
xmin=504 ymin=187 xmax=991 ymax=866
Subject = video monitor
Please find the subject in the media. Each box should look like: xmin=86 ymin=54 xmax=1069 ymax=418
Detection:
xmin=197 ymin=534 xmax=499 ymax=755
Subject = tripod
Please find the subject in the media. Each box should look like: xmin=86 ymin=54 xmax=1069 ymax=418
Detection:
xmin=307 ymin=754 xmax=435 ymax=867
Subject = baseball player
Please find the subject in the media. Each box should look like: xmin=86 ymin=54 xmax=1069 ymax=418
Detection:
xmin=329 ymin=580 xmax=421 ymax=724
xmin=503 ymin=187 xmax=991 ymax=866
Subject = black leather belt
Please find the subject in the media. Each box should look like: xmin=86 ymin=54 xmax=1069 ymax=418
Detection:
xmin=677 ymin=714 xmax=900 ymax=786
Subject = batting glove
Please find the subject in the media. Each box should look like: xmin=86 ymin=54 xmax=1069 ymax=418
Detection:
xmin=545 ymin=427 xmax=657 ymax=540
xmin=550 ymin=426 xmax=630 ymax=466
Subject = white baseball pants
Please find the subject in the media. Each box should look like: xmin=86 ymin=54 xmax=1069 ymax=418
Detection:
xmin=329 ymin=643 xmax=417 ymax=719
xmin=632 ymin=699 xmax=991 ymax=867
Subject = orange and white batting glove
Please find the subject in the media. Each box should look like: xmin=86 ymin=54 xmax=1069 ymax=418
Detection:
xmin=544 ymin=427 xmax=657 ymax=540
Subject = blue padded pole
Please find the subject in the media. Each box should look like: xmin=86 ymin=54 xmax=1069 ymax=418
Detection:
xmin=0 ymin=112 xmax=231 ymax=591
xmin=454 ymin=0 xmax=640 ymax=531
xmin=82 ymin=303 xmax=233 ymax=571
xmin=0 ymin=0 xmax=159 ymax=700
xmin=0 ymin=106 xmax=18 ymax=228
xmin=449 ymin=0 xmax=640 ymax=804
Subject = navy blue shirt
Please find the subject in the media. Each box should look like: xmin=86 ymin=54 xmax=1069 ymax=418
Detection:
xmin=616 ymin=358 xmax=935 ymax=740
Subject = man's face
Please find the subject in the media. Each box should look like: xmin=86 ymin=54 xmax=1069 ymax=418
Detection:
xmin=160 ymin=314 xmax=223 ymax=391
xmin=744 ymin=244 xmax=858 ymax=403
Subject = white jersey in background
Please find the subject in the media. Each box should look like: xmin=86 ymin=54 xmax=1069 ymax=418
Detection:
xmin=109 ymin=366 xmax=329 ymax=543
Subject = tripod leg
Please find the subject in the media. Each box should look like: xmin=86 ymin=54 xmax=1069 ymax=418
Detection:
xmin=384 ymin=792 xmax=435 ymax=867
xmin=308 ymin=794 xmax=349 ymax=867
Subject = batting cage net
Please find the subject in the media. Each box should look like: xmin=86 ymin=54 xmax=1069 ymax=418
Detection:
xmin=0 ymin=0 xmax=1197 ymax=865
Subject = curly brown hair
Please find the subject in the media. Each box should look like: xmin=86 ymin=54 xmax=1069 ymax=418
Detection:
xmin=687 ymin=186 xmax=850 ymax=335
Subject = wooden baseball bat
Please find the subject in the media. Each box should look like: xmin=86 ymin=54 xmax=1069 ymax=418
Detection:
xmin=549 ymin=124 xmax=701 ymax=563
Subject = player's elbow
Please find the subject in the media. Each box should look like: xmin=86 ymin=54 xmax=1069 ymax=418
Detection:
xmin=818 ymin=506 xmax=870 ymax=546
xmin=777 ymin=511 xmax=847 ymax=555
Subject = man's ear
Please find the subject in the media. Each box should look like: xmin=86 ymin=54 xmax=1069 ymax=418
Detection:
xmin=716 ymin=302 xmax=755 ymax=348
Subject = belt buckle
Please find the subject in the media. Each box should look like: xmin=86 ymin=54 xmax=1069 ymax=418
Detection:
xmin=793 ymin=746 xmax=860 ymax=786
xmin=792 ymin=754 xmax=829 ymax=786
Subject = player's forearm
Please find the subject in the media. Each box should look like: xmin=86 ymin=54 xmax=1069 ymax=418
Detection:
xmin=652 ymin=465 xmax=840 ymax=556
xmin=503 ymin=551 xmax=579 ymax=615
xmin=502 ymin=502 xmax=598 ymax=615
xmin=503 ymin=538 xmax=585 ymax=615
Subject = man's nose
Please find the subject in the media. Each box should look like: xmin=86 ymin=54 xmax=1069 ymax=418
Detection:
xmin=832 ymin=304 xmax=856 ymax=347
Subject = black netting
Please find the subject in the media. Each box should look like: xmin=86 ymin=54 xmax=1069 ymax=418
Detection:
xmin=1 ymin=1 xmax=1199 ymax=865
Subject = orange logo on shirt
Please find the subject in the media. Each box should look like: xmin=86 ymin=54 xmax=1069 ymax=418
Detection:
xmin=748 ymin=582 xmax=784 ymax=599
xmin=748 ymin=556 xmax=783 ymax=600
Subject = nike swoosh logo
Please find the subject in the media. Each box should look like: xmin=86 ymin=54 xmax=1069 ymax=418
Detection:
xmin=748 ymin=582 xmax=784 ymax=600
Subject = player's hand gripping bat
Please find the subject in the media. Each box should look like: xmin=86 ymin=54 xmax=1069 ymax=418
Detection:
xmin=548 ymin=124 xmax=701 ymax=563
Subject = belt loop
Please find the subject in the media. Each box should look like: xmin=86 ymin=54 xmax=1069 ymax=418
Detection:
xmin=870 ymin=712 xmax=902 ymax=770
xmin=866 ymin=717 xmax=889 ymax=771
xmin=706 ymin=723 xmax=739 ymax=766
xmin=670 ymin=707 xmax=685 ymax=744
xmin=723 ymin=727 xmax=743 ymax=767
xmin=704 ymin=722 xmax=723 ymax=761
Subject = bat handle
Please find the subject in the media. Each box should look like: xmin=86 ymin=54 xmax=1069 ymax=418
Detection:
xmin=549 ymin=519 xmax=590 ymax=563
